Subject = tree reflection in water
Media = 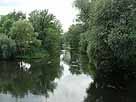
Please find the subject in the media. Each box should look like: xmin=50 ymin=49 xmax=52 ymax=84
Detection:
xmin=69 ymin=48 xmax=136 ymax=102
xmin=84 ymin=70 xmax=136 ymax=102
xmin=0 ymin=55 xmax=62 ymax=98
xmin=81 ymin=55 xmax=136 ymax=102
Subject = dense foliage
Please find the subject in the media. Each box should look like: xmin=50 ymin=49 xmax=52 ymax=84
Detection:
xmin=0 ymin=10 xmax=62 ymax=59
xmin=63 ymin=1 xmax=136 ymax=101
xmin=29 ymin=10 xmax=62 ymax=55
xmin=0 ymin=34 xmax=16 ymax=59
xmin=65 ymin=0 xmax=136 ymax=77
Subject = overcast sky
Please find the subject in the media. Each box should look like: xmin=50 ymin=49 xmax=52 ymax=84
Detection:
xmin=0 ymin=0 xmax=78 ymax=32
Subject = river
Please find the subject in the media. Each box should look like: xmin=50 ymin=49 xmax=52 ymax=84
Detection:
xmin=0 ymin=50 xmax=92 ymax=102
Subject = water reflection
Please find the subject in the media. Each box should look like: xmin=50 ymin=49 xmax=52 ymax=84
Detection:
xmin=69 ymin=49 xmax=95 ymax=76
xmin=84 ymin=73 xmax=136 ymax=102
xmin=19 ymin=61 xmax=31 ymax=71
xmin=69 ymin=49 xmax=82 ymax=75
xmin=77 ymin=53 xmax=136 ymax=102
xmin=69 ymin=48 xmax=136 ymax=102
xmin=0 ymin=50 xmax=92 ymax=102
xmin=0 ymin=55 xmax=61 ymax=98
xmin=47 ymin=50 xmax=92 ymax=102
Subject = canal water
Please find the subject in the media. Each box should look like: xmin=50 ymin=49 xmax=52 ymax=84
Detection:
xmin=0 ymin=50 xmax=92 ymax=102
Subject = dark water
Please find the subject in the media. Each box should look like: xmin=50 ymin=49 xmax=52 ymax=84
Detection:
xmin=0 ymin=50 xmax=92 ymax=102
xmin=69 ymin=48 xmax=136 ymax=102
xmin=1 ymin=50 xmax=136 ymax=102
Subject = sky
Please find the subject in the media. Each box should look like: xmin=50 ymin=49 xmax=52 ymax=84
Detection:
xmin=0 ymin=0 xmax=79 ymax=32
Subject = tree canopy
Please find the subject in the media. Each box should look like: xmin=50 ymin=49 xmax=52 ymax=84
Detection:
xmin=64 ymin=0 xmax=136 ymax=78
xmin=0 ymin=10 xmax=62 ymax=59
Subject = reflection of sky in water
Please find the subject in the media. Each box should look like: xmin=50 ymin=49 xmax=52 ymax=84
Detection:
xmin=47 ymin=59 xmax=92 ymax=102
xmin=47 ymin=75 xmax=92 ymax=102
xmin=0 ymin=94 xmax=43 ymax=102
xmin=0 ymin=52 xmax=92 ymax=102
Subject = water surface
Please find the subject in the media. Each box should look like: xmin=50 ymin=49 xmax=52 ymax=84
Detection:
xmin=0 ymin=50 xmax=92 ymax=102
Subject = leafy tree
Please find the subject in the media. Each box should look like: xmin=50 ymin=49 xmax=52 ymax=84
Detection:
xmin=64 ymin=0 xmax=136 ymax=79
xmin=66 ymin=24 xmax=84 ymax=50
xmin=0 ymin=9 xmax=62 ymax=60
xmin=85 ymin=0 xmax=136 ymax=68
xmin=0 ymin=34 xmax=16 ymax=59
xmin=29 ymin=10 xmax=62 ymax=55
xmin=74 ymin=0 xmax=136 ymax=66
xmin=10 ymin=20 xmax=39 ymax=55
xmin=74 ymin=0 xmax=91 ymax=30
xmin=29 ymin=10 xmax=55 ymax=33
xmin=0 ymin=11 xmax=26 ymax=35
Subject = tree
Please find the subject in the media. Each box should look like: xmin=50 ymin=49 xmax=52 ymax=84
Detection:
xmin=66 ymin=24 xmax=84 ymax=50
xmin=73 ymin=0 xmax=136 ymax=67
xmin=0 ymin=11 xmax=26 ymax=35
xmin=29 ymin=10 xmax=62 ymax=55
xmin=0 ymin=34 xmax=16 ymax=59
xmin=63 ymin=0 xmax=136 ymax=80
xmin=74 ymin=0 xmax=91 ymax=30
xmin=10 ymin=20 xmax=39 ymax=55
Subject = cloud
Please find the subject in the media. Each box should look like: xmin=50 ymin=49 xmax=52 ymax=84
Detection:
xmin=0 ymin=0 xmax=78 ymax=31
